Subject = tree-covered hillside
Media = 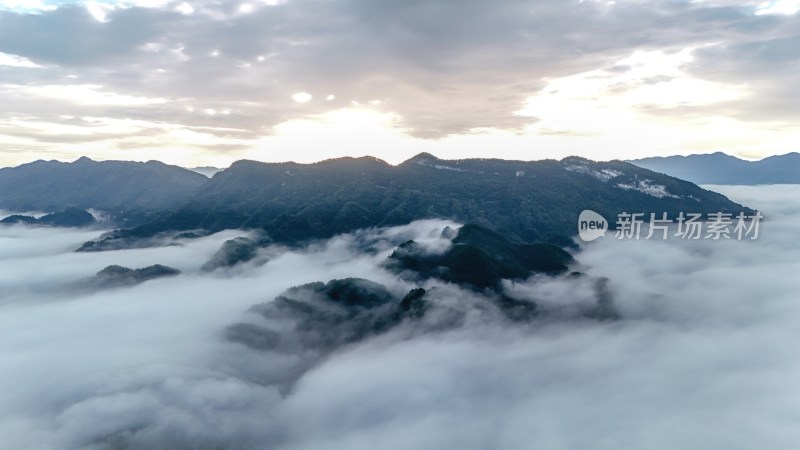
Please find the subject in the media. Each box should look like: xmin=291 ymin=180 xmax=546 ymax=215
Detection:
xmin=79 ymin=153 xmax=752 ymax=249
xmin=0 ymin=157 xmax=207 ymax=224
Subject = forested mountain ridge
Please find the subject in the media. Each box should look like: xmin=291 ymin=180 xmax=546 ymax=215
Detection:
xmin=0 ymin=157 xmax=208 ymax=224
xmin=71 ymin=153 xmax=752 ymax=249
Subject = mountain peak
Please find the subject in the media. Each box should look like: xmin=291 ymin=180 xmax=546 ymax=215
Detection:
xmin=561 ymin=156 xmax=593 ymax=164
xmin=762 ymin=152 xmax=800 ymax=161
xmin=315 ymin=155 xmax=391 ymax=167
xmin=404 ymin=152 xmax=440 ymax=163
xmin=704 ymin=152 xmax=740 ymax=160
xmin=228 ymin=159 xmax=270 ymax=170
xmin=72 ymin=156 xmax=95 ymax=164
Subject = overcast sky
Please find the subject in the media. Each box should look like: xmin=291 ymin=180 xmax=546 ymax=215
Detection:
xmin=1 ymin=0 xmax=799 ymax=167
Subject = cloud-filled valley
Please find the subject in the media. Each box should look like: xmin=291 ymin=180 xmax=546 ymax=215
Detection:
xmin=4 ymin=1 xmax=799 ymax=448
xmin=1 ymin=185 xmax=800 ymax=449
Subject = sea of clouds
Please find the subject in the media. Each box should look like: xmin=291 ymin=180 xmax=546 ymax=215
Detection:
xmin=1 ymin=184 xmax=799 ymax=450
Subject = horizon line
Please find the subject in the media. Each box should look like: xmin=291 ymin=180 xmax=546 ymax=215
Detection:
xmin=4 ymin=150 xmax=799 ymax=170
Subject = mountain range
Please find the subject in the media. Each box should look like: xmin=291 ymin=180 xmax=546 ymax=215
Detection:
xmin=629 ymin=152 xmax=800 ymax=185
xmin=0 ymin=153 xmax=752 ymax=249
xmin=0 ymin=156 xmax=208 ymax=225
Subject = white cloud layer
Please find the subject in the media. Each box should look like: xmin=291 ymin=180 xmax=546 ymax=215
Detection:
xmin=0 ymin=185 xmax=799 ymax=449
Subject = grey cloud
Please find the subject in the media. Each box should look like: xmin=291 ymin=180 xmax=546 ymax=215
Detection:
xmin=0 ymin=5 xmax=173 ymax=66
xmin=681 ymin=25 xmax=800 ymax=122
xmin=2 ymin=0 xmax=795 ymax=141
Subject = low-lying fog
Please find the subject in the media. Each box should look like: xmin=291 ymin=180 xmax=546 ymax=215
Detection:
xmin=1 ymin=185 xmax=799 ymax=450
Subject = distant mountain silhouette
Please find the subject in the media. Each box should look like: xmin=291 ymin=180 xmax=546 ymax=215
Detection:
xmin=188 ymin=166 xmax=225 ymax=178
xmin=75 ymin=153 xmax=752 ymax=250
xmin=629 ymin=152 xmax=800 ymax=185
xmin=0 ymin=157 xmax=208 ymax=224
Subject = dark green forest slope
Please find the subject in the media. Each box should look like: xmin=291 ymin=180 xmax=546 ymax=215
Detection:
xmin=86 ymin=153 xmax=748 ymax=247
